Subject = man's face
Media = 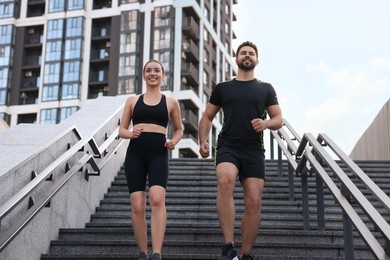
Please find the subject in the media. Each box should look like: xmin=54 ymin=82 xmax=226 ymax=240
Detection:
xmin=236 ymin=46 xmax=258 ymax=71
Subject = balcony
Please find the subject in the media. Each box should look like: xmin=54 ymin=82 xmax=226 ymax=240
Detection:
xmin=182 ymin=38 xmax=199 ymax=64
xmin=181 ymin=62 xmax=199 ymax=87
xmin=182 ymin=16 xmax=199 ymax=41
xmin=181 ymin=109 xmax=198 ymax=133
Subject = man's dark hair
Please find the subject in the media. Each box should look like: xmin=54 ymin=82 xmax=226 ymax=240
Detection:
xmin=236 ymin=41 xmax=258 ymax=58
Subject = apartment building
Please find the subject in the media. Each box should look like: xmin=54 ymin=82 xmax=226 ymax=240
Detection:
xmin=0 ymin=0 xmax=237 ymax=158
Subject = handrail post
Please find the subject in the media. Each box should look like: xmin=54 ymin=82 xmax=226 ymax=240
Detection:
xmin=288 ymin=163 xmax=295 ymax=201
xmin=315 ymin=174 xmax=325 ymax=230
xmin=343 ymin=211 xmax=355 ymax=260
xmin=278 ymin=146 xmax=283 ymax=178
xmin=301 ymin=169 xmax=310 ymax=230
xmin=270 ymin=132 xmax=274 ymax=160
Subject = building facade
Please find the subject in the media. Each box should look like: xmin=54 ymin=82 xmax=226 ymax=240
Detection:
xmin=0 ymin=0 xmax=237 ymax=158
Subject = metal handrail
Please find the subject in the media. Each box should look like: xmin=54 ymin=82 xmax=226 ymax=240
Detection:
xmin=0 ymin=125 xmax=123 ymax=252
xmin=271 ymin=119 xmax=390 ymax=260
xmin=297 ymin=133 xmax=390 ymax=260
xmin=0 ymin=154 xmax=93 ymax=251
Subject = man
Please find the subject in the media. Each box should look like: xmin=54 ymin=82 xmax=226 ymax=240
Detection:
xmin=198 ymin=41 xmax=283 ymax=260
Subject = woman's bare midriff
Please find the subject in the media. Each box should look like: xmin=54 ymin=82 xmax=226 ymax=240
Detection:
xmin=133 ymin=123 xmax=167 ymax=135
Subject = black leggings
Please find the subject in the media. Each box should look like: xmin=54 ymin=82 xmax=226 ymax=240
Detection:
xmin=124 ymin=132 xmax=168 ymax=194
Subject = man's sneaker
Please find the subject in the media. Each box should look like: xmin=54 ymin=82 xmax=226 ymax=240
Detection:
xmin=137 ymin=252 xmax=148 ymax=260
xmin=241 ymin=254 xmax=255 ymax=260
xmin=221 ymin=243 xmax=239 ymax=260
xmin=150 ymin=252 xmax=161 ymax=260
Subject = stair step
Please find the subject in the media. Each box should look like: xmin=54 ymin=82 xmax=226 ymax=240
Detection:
xmin=40 ymin=159 xmax=388 ymax=259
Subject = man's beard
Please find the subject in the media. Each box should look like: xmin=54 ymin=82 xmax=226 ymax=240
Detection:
xmin=237 ymin=60 xmax=256 ymax=70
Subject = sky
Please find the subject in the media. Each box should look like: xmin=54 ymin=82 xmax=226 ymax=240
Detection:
xmin=232 ymin=0 xmax=390 ymax=156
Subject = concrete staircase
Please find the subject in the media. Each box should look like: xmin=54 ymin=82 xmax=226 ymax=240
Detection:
xmin=41 ymin=158 xmax=390 ymax=259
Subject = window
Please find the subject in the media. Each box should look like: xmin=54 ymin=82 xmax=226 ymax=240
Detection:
xmin=64 ymin=39 xmax=81 ymax=59
xmin=60 ymin=107 xmax=78 ymax=121
xmin=67 ymin=0 xmax=84 ymax=10
xmin=0 ymin=25 xmax=12 ymax=44
xmin=45 ymin=41 xmax=62 ymax=61
xmin=0 ymin=88 xmax=6 ymax=105
xmin=47 ymin=19 xmax=64 ymax=39
xmin=118 ymin=78 xmax=136 ymax=95
xmin=121 ymin=10 xmax=138 ymax=30
xmin=154 ymin=6 xmax=173 ymax=27
xmin=0 ymin=3 xmax=14 ymax=18
xmin=48 ymin=0 xmax=65 ymax=13
xmin=0 ymin=46 xmax=10 ymax=66
xmin=42 ymin=85 xmax=59 ymax=101
xmin=62 ymin=83 xmax=79 ymax=100
xmin=119 ymin=55 xmax=137 ymax=76
xmin=40 ymin=108 xmax=57 ymax=124
xmin=63 ymin=61 xmax=80 ymax=82
xmin=203 ymin=70 xmax=208 ymax=85
xmin=153 ymin=28 xmax=172 ymax=50
xmin=44 ymin=63 xmax=61 ymax=84
xmin=66 ymin=17 xmax=83 ymax=37
xmin=120 ymin=33 xmax=137 ymax=53
xmin=0 ymin=67 xmax=9 ymax=88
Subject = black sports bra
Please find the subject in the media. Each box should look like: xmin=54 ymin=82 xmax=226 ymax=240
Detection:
xmin=132 ymin=94 xmax=169 ymax=128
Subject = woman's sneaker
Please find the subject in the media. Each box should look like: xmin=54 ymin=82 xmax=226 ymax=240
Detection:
xmin=221 ymin=243 xmax=239 ymax=260
xmin=137 ymin=252 xmax=148 ymax=260
xmin=241 ymin=254 xmax=255 ymax=260
xmin=150 ymin=252 xmax=161 ymax=260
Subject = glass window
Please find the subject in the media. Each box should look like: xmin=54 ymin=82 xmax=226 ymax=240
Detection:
xmin=64 ymin=38 xmax=81 ymax=59
xmin=121 ymin=0 xmax=138 ymax=4
xmin=66 ymin=17 xmax=83 ymax=37
xmin=153 ymin=28 xmax=171 ymax=50
xmin=43 ymin=63 xmax=61 ymax=84
xmin=0 ymin=25 xmax=12 ymax=44
xmin=47 ymin=19 xmax=64 ymax=39
xmin=154 ymin=6 xmax=173 ymax=27
xmin=118 ymin=78 xmax=136 ymax=95
xmin=62 ymin=83 xmax=79 ymax=100
xmin=120 ymin=32 xmax=137 ymax=53
xmin=60 ymin=107 xmax=78 ymax=121
xmin=0 ymin=3 xmax=14 ymax=18
xmin=40 ymin=108 xmax=57 ymax=124
xmin=45 ymin=40 xmax=62 ymax=61
xmin=203 ymin=29 xmax=209 ymax=43
xmin=98 ymin=70 xmax=105 ymax=81
xmin=0 ymin=88 xmax=6 ymax=105
xmin=121 ymin=10 xmax=138 ymax=30
xmin=203 ymin=70 xmax=208 ymax=85
xmin=203 ymin=49 xmax=209 ymax=64
xmin=48 ymin=0 xmax=65 ymax=13
xmin=119 ymin=55 xmax=137 ymax=76
xmin=153 ymin=51 xmax=171 ymax=73
xmin=67 ymin=0 xmax=84 ymax=11
xmin=0 ymin=46 xmax=10 ymax=66
xmin=63 ymin=61 xmax=80 ymax=82
xmin=42 ymin=85 xmax=59 ymax=101
xmin=0 ymin=67 xmax=8 ymax=88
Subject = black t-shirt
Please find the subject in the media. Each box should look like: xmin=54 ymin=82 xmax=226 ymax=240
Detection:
xmin=209 ymin=78 xmax=279 ymax=150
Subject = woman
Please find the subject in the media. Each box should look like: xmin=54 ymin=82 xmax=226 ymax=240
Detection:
xmin=119 ymin=60 xmax=183 ymax=260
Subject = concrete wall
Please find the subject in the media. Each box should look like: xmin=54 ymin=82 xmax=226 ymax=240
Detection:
xmin=349 ymin=98 xmax=390 ymax=160
xmin=0 ymin=96 xmax=130 ymax=260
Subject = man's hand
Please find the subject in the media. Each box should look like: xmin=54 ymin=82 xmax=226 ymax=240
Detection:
xmin=251 ymin=118 xmax=268 ymax=133
xmin=199 ymin=142 xmax=210 ymax=158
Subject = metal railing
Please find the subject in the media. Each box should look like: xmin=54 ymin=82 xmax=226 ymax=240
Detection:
xmin=270 ymin=119 xmax=390 ymax=260
xmin=0 ymin=124 xmax=124 ymax=252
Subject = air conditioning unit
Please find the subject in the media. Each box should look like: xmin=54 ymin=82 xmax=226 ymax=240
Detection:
xmin=28 ymin=28 xmax=35 ymax=34
xmin=25 ymin=71 xmax=33 ymax=77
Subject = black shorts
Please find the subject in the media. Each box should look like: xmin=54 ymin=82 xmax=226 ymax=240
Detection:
xmin=124 ymin=132 xmax=168 ymax=194
xmin=215 ymin=145 xmax=266 ymax=180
